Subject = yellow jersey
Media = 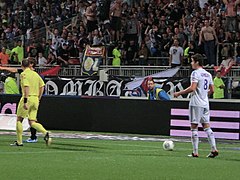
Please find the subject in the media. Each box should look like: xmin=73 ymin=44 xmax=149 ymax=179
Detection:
xmin=20 ymin=68 xmax=45 ymax=96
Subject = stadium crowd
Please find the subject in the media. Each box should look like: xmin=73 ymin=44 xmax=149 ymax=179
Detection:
xmin=0 ymin=0 xmax=240 ymax=67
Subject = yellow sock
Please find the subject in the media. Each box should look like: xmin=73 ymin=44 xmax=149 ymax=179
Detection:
xmin=16 ymin=121 xmax=23 ymax=144
xmin=31 ymin=122 xmax=47 ymax=135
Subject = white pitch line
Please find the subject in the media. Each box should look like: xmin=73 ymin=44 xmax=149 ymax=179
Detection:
xmin=0 ymin=150 xmax=82 ymax=155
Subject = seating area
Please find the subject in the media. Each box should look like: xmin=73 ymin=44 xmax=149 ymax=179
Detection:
xmin=0 ymin=1 xmax=239 ymax=67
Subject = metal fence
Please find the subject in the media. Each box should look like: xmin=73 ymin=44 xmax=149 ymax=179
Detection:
xmin=34 ymin=65 xmax=81 ymax=77
xmin=31 ymin=64 xmax=240 ymax=79
xmin=99 ymin=65 xmax=240 ymax=78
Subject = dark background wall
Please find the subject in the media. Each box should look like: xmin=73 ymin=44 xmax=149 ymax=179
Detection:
xmin=0 ymin=95 xmax=239 ymax=139
xmin=0 ymin=95 xmax=171 ymax=135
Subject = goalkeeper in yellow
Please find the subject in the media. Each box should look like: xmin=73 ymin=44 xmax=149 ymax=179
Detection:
xmin=11 ymin=59 xmax=52 ymax=146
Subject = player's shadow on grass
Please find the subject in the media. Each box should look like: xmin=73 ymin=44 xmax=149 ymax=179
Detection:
xmin=50 ymin=146 xmax=99 ymax=152
xmin=53 ymin=142 xmax=106 ymax=149
xmin=48 ymin=142 xmax=106 ymax=152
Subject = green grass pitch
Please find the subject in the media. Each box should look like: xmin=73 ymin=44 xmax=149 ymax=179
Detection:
xmin=0 ymin=133 xmax=240 ymax=180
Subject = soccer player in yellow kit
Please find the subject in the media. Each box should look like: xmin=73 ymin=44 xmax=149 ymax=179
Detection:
xmin=11 ymin=59 xmax=52 ymax=146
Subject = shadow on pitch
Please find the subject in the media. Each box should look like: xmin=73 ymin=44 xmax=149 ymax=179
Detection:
xmin=46 ymin=142 xmax=107 ymax=152
xmin=53 ymin=142 xmax=106 ymax=149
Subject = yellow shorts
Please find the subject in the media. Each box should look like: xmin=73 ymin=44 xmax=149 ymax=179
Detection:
xmin=17 ymin=96 xmax=39 ymax=120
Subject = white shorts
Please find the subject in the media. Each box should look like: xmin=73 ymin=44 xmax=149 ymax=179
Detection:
xmin=189 ymin=106 xmax=210 ymax=124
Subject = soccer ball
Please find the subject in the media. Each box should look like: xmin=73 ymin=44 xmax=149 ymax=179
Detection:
xmin=163 ymin=140 xmax=174 ymax=151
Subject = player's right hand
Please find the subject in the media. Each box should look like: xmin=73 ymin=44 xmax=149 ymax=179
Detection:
xmin=24 ymin=103 xmax=28 ymax=110
xmin=173 ymin=92 xmax=179 ymax=98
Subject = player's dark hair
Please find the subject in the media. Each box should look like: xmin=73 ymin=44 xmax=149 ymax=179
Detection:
xmin=21 ymin=59 xmax=30 ymax=67
xmin=192 ymin=53 xmax=204 ymax=66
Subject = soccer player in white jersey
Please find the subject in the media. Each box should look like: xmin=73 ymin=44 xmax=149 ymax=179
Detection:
xmin=174 ymin=53 xmax=218 ymax=158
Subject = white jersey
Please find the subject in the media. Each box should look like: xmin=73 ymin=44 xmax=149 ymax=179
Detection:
xmin=189 ymin=68 xmax=213 ymax=108
xmin=169 ymin=46 xmax=183 ymax=64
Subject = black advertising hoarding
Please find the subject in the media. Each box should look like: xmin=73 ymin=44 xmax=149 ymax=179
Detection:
xmin=0 ymin=95 xmax=170 ymax=136
xmin=0 ymin=95 xmax=239 ymax=139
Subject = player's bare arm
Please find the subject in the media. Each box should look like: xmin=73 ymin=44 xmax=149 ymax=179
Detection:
xmin=208 ymin=84 xmax=214 ymax=96
xmin=174 ymin=82 xmax=197 ymax=97
xmin=0 ymin=66 xmax=18 ymax=73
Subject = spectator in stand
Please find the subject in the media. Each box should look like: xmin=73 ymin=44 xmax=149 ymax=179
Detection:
xmin=213 ymin=70 xmax=225 ymax=99
xmin=110 ymin=0 xmax=123 ymax=42
xmin=77 ymin=1 xmax=87 ymax=24
xmin=57 ymin=43 xmax=69 ymax=66
xmin=92 ymin=29 xmax=104 ymax=46
xmin=125 ymin=40 xmax=138 ymax=65
xmin=0 ymin=47 xmax=9 ymax=65
xmin=221 ymin=44 xmax=231 ymax=60
xmin=112 ymin=42 xmax=121 ymax=66
xmin=12 ymin=22 xmax=21 ymax=37
xmin=144 ymin=35 xmax=151 ymax=54
xmin=38 ymin=52 xmax=48 ymax=66
xmin=138 ymin=42 xmax=149 ymax=65
xmin=45 ymin=25 xmax=61 ymax=55
xmin=174 ymin=27 xmax=187 ymax=49
xmin=123 ymin=11 xmax=140 ymax=46
xmin=144 ymin=24 xmax=161 ymax=57
xmin=169 ymin=39 xmax=183 ymax=67
xmin=160 ymin=31 xmax=171 ymax=65
xmin=85 ymin=1 xmax=98 ymax=41
xmin=43 ymin=38 xmax=53 ymax=61
xmin=102 ymin=20 xmax=112 ymax=44
xmin=3 ymin=72 xmax=20 ymax=95
xmin=198 ymin=19 xmax=218 ymax=66
xmin=223 ymin=0 xmax=240 ymax=41
xmin=0 ymin=0 xmax=240 ymax=68
xmin=10 ymin=40 xmax=24 ymax=64
xmin=67 ymin=33 xmax=79 ymax=58
xmin=31 ymin=9 xmax=43 ymax=30
xmin=47 ymin=51 xmax=57 ymax=65
xmin=27 ymin=41 xmax=38 ymax=59
xmin=184 ymin=41 xmax=197 ymax=66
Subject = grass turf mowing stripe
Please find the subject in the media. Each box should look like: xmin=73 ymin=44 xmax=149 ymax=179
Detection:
xmin=1 ymin=134 xmax=240 ymax=180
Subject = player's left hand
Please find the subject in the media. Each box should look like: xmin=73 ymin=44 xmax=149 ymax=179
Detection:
xmin=24 ymin=103 xmax=28 ymax=110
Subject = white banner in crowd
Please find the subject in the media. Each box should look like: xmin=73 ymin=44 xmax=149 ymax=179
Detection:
xmin=0 ymin=114 xmax=30 ymax=131
xmin=125 ymin=67 xmax=180 ymax=90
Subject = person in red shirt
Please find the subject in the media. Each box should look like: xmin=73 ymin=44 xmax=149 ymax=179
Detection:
xmin=0 ymin=47 xmax=9 ymax=65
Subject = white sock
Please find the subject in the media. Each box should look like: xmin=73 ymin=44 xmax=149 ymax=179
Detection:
xmin=191 ymin=129 xmax=199 ymax=155
xmin=204 ymin=127 xmax=217 ymax=151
